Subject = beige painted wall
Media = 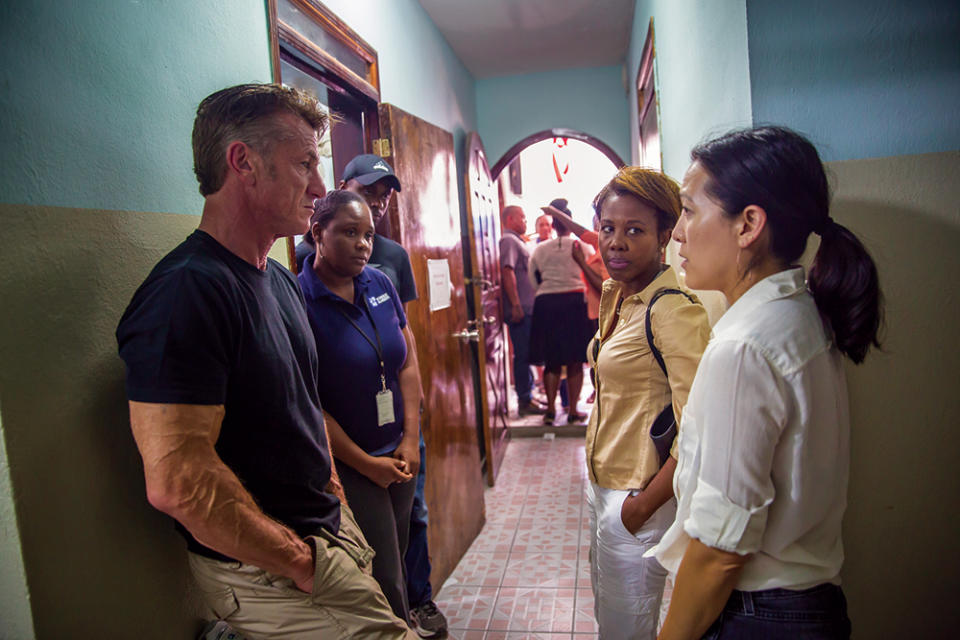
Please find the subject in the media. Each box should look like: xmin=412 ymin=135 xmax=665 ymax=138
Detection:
xmin=0 ymin=204 xmax=222 ymax=637
xmin=0 ymin=404 xmax=35 ymax=638
xmin=828 ymin=151 xmax=960 ymax=637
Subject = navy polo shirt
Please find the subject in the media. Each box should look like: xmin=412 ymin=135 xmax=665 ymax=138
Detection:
xmin=298 ymin=259 xmax=408 ymax=456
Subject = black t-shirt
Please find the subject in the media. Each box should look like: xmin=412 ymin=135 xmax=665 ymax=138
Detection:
xmin=117 ymin=230 xmax=340 ymax=560
xmin=369 ymin=234 xmax=418 ymax=304
xmin=295 ymin=238 xmax=314 ymax=272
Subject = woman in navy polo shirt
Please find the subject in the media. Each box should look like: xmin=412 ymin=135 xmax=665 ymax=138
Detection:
xmin=298 ymin=190 xmax=421 ymax=623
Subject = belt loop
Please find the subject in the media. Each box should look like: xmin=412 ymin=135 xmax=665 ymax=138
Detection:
xmin=742 ymin=590 xmax=755 ymax=616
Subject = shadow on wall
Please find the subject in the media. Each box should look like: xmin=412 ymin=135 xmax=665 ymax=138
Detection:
xmin=0 ymin=204 xmax=206 ymax=638
xmin=830 ymin=167 xmax=960 ymax=638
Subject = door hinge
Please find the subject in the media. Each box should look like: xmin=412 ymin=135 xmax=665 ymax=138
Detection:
xmin=372 ymin=138 xmax=391 ymax=157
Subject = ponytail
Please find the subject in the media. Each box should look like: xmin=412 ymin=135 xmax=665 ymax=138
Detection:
xmin=691 ymin=126 xmax=884 ymax=363
xmin=808 ymin=221 xmax=883 ymax=364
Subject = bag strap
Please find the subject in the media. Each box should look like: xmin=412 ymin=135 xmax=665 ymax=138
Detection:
xmin=645 ymin=288 xmax=696 ymax=377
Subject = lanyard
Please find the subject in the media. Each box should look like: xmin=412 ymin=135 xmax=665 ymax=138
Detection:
xmin=334 ymin=294 xmax=387 ymax=391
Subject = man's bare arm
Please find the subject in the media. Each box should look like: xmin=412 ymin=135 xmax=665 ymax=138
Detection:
xmin=129 ymin=401 xmax=315 ymax=591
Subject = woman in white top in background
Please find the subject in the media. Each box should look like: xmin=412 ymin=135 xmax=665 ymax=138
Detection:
xmin=652 ymin=127 xmax=882 ymax=640
xmin=528 ymin=198 xmax=595 ymax=425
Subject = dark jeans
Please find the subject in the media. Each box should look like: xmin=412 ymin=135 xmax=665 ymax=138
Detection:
xmin=703 ymin=583 xmax=851 ymax=639
xmin=507 ymin=314 xmax=534 ymax=404
xmin=404 ymin=434 xmax=432 ymax=608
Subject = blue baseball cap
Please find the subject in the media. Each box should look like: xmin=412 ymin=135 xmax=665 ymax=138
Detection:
xmin=342 ymin=154 xmax=402 ymax=192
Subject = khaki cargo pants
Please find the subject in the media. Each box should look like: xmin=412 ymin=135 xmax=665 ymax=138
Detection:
xmin=188 ymin=504 xmax=418 ymax=639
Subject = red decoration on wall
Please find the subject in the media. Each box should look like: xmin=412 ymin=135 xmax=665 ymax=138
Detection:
xmin=552 ymin=136 xmax=570 ymax=183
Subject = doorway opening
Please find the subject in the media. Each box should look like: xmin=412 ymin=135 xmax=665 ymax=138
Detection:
xmin=493 ymin=132 xmax=620 ymax=433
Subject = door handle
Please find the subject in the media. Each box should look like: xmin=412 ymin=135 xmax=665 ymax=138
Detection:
xmin=466 ymin=316 xmax=497 ymax=328
xmin=451 ymin=328 xmax=480 ymax=343
xmin=464 ymin=277 xmax=494 ymax=290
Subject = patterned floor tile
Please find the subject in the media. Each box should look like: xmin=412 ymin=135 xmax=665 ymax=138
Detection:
xmin=443 ymin=437 xmax=598 ymax=638
xmin=468 ymin=526 xmax=518 ymax=553
xmin=434 ymin=585 xmax=498 ymax=630
xmin=502 ymin=552 xmax=578 ymax=589
xmin=520 ymin=503 xmax=582 ymax=523
xmin=486 ymin=501 xmax=525 ymax=522
xmin=573 ymin=588 xmax=599 ymax=634
xmin=509 ymin=526 xmax=580 ymax=555
xmin=483 ymin=632 xmax=572 ymax=640
xmin=488 ymin=587 xmax=576 ymax=633
xmin=575 ymin=553 xmax=592 ymax=588
xmin=446 ymin=551 xmax=510 ymax=587
xmin=516 ymin=516 xmax=584 ymax=535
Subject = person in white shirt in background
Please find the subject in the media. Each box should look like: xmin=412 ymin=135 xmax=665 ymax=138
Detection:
xmin=652 ymin=126 xmax=883 ymax=640
xmin=527 ymin=199 xmax=596 ymax=425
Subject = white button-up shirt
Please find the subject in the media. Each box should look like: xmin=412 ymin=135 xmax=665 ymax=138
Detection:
xmin=650 ymin=267 xmax=849 ymax=591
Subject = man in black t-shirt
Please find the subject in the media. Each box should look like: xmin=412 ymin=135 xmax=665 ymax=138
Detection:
xmin=117 ymin=84 xmax=416 ymax=638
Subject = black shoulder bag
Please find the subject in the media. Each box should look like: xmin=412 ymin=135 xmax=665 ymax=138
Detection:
xmin=646 ymin=288 xmax=696 ymax=467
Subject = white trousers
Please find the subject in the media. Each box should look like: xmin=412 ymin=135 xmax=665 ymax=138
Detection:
xmin=586 ymin=481 xmax=676 ymax=640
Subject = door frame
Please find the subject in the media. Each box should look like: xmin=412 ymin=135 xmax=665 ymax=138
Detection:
xmin=267 ymin=0 xmax=382 ymax=270
xmin=636 ymin=17 xmax=662 ymax=169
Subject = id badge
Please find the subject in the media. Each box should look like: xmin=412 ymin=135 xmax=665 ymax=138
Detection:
xmin=376 ymin=389 xmax=395 ymax=426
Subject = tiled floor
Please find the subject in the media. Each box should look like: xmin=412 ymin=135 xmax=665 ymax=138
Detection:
xmin=436 ymin=437 xmax=598 ymax=640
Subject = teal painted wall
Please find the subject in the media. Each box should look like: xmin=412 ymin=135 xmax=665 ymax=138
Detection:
xmin=476 ymin=66 xmax=631 ymax=170
xmin=747 ymin=0 xmax=960 ymax=162
xmin=0 ymin=1 xmax=276 ymax=636
xmin=627 ymin=0 xmax=753 ymax=182
xmin=0 ymin=1 xmax=272 ymax=215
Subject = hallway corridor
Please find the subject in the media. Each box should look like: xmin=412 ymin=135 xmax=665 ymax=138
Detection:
xmin=436 ymin=437 xmax=598 ymax=639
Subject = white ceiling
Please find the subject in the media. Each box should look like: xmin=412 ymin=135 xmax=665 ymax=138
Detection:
xmin=417 ymin=0 xmax=636 ymax=78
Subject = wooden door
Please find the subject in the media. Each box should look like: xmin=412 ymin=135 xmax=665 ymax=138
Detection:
xmin=378 ymin=104 xmax=486 ymax=590
xmin=463 ymin=132 xmax=510 ymax=486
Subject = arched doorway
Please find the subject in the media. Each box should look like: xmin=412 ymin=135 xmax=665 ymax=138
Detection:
xmin=494 ymin=130 xmax=622 ymax=231
xmin=491 ymin=128 xmax=625 ymax=179
xmin=492 ymin=130 xmax=621 ymax=430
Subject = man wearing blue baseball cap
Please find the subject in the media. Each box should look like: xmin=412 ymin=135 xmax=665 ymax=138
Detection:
xmin=338 ymin=155 xmax=416 ymax=306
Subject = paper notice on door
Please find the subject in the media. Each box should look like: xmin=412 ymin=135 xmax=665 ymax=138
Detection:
xmin=427 ymin=258 xmax=452 ymax=312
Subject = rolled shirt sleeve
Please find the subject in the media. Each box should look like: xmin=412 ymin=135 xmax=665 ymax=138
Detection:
xmin=683 ymin=339 xmax=788 ymax=554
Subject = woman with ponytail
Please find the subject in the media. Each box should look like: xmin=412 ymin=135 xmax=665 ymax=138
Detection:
xmin=651 ymin=127 xmax=882 ymax=639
